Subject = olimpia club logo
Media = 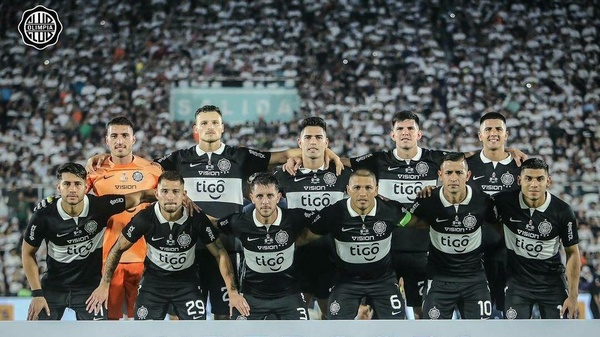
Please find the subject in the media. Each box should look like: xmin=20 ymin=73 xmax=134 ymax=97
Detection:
xmin=18 ymin=5 xmax=63 ymax=50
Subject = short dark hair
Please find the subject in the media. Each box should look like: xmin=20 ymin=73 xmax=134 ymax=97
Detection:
xmin=520 ymin=158 xmax=549 ymax=174
xmin=195 ymin=105 xmax=222 ymax=119
xmin=391 ymin=111 xmax=420 ymax=129
xmin=479 ymin=112 xmax=506 ymax=125
xmin=56 ymin=162 xmax=87 ymax=180
xmin=299 ymin=116 xmax=327 ymax=135
xmin=158 ymin=171 xmax=185 ymax=185
xmin=249 ymin=172 xmax=280 ymax=193
xmin=349 ymin=169 xmax=377 ymax=182
xmin=107 ymin=116 xmax=134 ymax=131
xmin=441 ymin=152 xmax=468 ymax=170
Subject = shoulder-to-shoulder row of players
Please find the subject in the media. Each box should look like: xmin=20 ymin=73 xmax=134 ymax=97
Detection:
xmin=22 ymin=105 xmax=581 ymax=321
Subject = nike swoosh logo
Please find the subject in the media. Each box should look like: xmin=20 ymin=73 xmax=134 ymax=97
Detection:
xmin=387 ymin=167 xmax=400 ymax=171
xmin=341 ymin=227 xmax=353 ymax=232
xmin=151 ymin=237 xmax=164 ymax=241
xmin=473 ymin=176 xmax=485 ymax=180
xmin=190 ymin=163 xmax=202 ymax=168
xmin=435 ymin=218 xmax=448 ymax=223
xmin=192 ymin=315 xmax=203 ymax=319
xmin=93 ymin=317 xmax=104 ymax=321
xmin=56 ymin=232 xmax=69 ymax=237
xmin=103 ymin=175 xmax=114 ymax=179
xmin=294 ymin=177 xmax=308 ymax=182
xmin=392 ymin=311 xmax=402 ymax=315
xmin=509 ymin=217 xmax=521 ymax=223
xmin=247 ymin=237 xmax=261 ymax=242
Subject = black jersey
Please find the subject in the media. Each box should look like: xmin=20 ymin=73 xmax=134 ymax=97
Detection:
xmin=467 ymin=151 xmax=521 ymax=256
xmin=274 ymin=166 xmax=351 ymax=210
xmin=493 ymin=190 xmax=579 ymax=288
xmin=409 ymin=186 xmax=497 ymax=282
xmin=466 ymin=151 xmax=520 ymax=196
xmin=217 ymin=208 xmax=308 ymax=298
xmin=308 ymin=198 xmax=405 ymax=279
xmin=350 ymin=147 xmax=445 ymax=252
xmin=123 ymin=203 xmax=218 ymax=283
xmin=156 ymin=144 xmax=271 ymax=218
xmin=24 ymin=195 xmax=127 ymax=290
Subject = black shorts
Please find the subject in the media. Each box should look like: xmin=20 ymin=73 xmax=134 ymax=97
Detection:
xmin=422 ymin=279 xmax=491 ymax=319
xmin=39 ymin=288 xmax=107 ymax=320
xmin=135 ymin=278 xmax=205 ymax=320
xmin=232 ymin=293 xmax=308 ymax=320
xmin=295 ymin=235 xmax=335 ymax=299
xmin=504 ymin=278 xmax=568 ymax=319
xmin=391 ymin=251 xmax=427 ymax=307
xmin=327 ymin=272 xmax=404 ymax=320
xmin=197 ymin=247 xmax=241 ymax=316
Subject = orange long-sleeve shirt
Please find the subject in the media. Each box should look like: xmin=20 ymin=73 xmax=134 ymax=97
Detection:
xmin=87 ymin=156 xmax=162 ymax=263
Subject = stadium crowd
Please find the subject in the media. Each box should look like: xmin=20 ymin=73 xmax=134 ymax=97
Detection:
xmin=0 ymin=0 xmax=599 ymax=316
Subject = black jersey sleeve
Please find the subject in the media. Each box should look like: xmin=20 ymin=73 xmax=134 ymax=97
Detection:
xmin=154 ymin=150 xmax=180 ymax=171
xmin=196 ymin=212 xmax=219 ymax=245
xmin=350 ymin=152 xmax=379 ymax=172
xmin=240 ymin=147 xmax=271 ymax=177
xmin=215 ymin=213 xmax=239 ymax=236
xmin=122 ymin=210 xmax=151 ymax=243
xmin=306 ymin=205 xmax=336 ymax=235
xmin=23 ymin=210 xmax=48 ymax=247
xmin=558 ymin=204 xmax=579 ymax=247
xmin=95 ymin=194 xmax=128 ymax=217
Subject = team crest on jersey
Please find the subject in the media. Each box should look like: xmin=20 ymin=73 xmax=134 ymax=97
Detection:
xmin=428 ymin=306 xmax=441 ymax=319
xmin=177 ymin=233 xmax=192 ymax=247
xmin=120 ymin=172 xmax=129 ymax=182
xmin=329 ymin=301 xmax=340 ymax=316
xmin=217 ymin=158 xmax=231 ymax=172
xmin=323 ymin=172 xmax=337 ymax=186
xmin=538 ymin=220 xmax=552 ymax=236
xmin=462 ymin=214 xmax=477 ymax=230
xmin=84 ymin=220 xmax=98 ymax=234
xmin=505 ymin=307 xmax=517 ymax=320
xmin=132 ymin=171 xmax=144 ymax=182
xmin=373 ymin=221 xmax=387 ymax=236
xmin=275 ymin=230 xmax=289 ymax=245
xmin=137 ymin=305 xmax=148 ymax=319
xmin=489 ymin=172 xmax=498 ymax=183
xmin=500 ymin=172 xmax=514 ymax=186
xmin=415 ymin=162 xmax=429 ymax=175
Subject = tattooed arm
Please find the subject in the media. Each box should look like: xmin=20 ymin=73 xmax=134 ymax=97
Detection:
xmin=85 ymin=234 xmax=134 ymax=314
xmin=206 ymin=238 xmax=250 ymax=317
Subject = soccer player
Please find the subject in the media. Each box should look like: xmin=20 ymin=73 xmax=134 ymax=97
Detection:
xmin=85 ymin=171 xmax=248 ymax=320
xmin=274 ymin=116 xmax=351 ymax=319
xmin=307 ymin=169 xmax=405 ymax=320
xmin=22 ymin=163 xmax=155 ymax=320
xmin=401 ymin=153 xmax=497 ymax=319
xmin=467 ymin=112 xmax=521 ymax=317
xmin=212 ymin=173 xmax=317 ymax=320
xmin=86 ymin=116 xmax=162 ymax=320
xmin=154 ymin=105 xmax=341 ymax=319
xmin=493 ymin=158 xmax=580 ymax=319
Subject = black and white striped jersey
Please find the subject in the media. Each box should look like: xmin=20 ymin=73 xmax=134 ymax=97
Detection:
xmin=350 ymin=147 xmax=445 ymax=252
xmin=217 ymin=208 xmax=309 ymax=298
xmin=493 ymin=190 xmax=579 ymax=287
xmin=466 ymin=151 xmax=520 ymax=196
xmin=123 ymin=203 xmax=218 ymax=284
xmin=156 ymin=144 xmax=271 ymax=218
xmin=274 ymin=166 xmax=351 ymax=210
xmin=308 ymin=198 xmax=405 ymax=280
xmin=408 ymin=186 xmax=497 ymax=282
xmin=24 ymin=195 xmax=127 ymax=290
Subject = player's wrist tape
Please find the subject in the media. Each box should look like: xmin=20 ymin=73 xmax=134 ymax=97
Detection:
xmin=31 ymin=289 xmax=44 ymax=297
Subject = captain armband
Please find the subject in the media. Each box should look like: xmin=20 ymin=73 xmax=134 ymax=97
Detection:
xmin=398 ymin=212 xmax=412 ymax=227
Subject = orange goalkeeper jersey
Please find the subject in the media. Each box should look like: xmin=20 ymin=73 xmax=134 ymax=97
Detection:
xmin=87 ymin=156 xmax=162 ymax=263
